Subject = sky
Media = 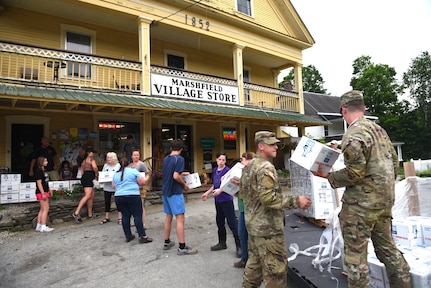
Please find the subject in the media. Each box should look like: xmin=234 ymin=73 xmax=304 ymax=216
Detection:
xmin=282 ymin=0 xmax=431 ymax=97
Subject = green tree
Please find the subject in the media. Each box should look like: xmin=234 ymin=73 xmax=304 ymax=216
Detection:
xmin=350 ymin=55 xmax=400 ymax=116
xmin=279 ymin=65 xmax=328 ymax=94
xmin=403 ymin=51 xmax=431 ymax=129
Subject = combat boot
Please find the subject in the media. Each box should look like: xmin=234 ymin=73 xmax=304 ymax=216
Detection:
xmin=211 ymin=229 xmax=227 ymax=251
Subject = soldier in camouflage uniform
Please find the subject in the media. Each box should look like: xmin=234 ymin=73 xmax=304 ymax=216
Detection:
xmin=313 ymin=90 xmax=411 ymax=288
xmin=241 ymin=131 xmax=311 ymax=288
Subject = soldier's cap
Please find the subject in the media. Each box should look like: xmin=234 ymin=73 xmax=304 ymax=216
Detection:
xmin=340 ymin=90 xmax=364 ymax=108
xmin=255 ymin=131 xmax=280 ymax=145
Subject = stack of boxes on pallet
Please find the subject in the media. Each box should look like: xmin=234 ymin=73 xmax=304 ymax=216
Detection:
xmin=289 ymin=136 xmax=343 ymax=220
xmin=0 ymin=174 xmax=22 ymax=203
xmin=368 ymin=216 xmax=431 ymax=288
xmin=369 ymin=177 xmax=431 ymax=288
xmin=289 ymin=137 xmax=431 ymax=287
xmin=0 ymin=174 xmax=81 ymax=204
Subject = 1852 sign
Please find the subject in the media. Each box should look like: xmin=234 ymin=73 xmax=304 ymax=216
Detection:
xmin=185 ymin=14 xmax=210 ymax=31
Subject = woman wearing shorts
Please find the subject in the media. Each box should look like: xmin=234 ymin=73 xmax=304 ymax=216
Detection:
xmin=72 ymin=147 xmax=99 ymax=223
xmin=35 ymin=157 xmax=54 ymax=232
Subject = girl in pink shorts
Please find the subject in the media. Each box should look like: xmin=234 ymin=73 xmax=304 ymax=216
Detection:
xmin=35 ymin=157 xmax=54 ymax=232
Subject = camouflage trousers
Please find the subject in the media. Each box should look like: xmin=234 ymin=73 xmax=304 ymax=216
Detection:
xmin=242 ymin=234 xmax=288 ymax=288
xmin=340 ymin=204 xmax=411 ymax=288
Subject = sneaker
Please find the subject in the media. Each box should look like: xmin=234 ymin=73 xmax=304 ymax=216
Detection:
xmin=163 ymin=241 xmax=175 ymax=250
xmin=72 ymin=213 xmax=82 ymax=223
xmin=35 ymin=227 xmax=41 ymax=232
xmin=139 ymin=236 xmax=153 ymax=244
xmin=177 ymin=246 xmax=198 ymax=256
xmin=40 ymin=227 xmax=55 ymax=233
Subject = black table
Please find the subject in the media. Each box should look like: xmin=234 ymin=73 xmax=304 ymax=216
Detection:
xmin=284 ymin=210 xmax=348 ymax=288
xmin=44 ymin=60 xmax=67 ymax=82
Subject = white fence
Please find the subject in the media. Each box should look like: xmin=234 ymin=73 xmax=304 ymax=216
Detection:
xmin=410 ymin=159 xmax=431 ymax=172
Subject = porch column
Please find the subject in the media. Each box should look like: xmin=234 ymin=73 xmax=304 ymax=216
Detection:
xmin=137 ymin=16 xmax=153 ymax=95
xmin=272 ymin=69 xmax=281 ymax=87
xmin=143 ymin=111 xmax=152 ymax=159
xmin=239 ymin=122 xmax=246 ymax=155
xmin=294 ymin=64 xmax=304 ymax=114
xmin=232 ymin=44 xmax=246 ymax=106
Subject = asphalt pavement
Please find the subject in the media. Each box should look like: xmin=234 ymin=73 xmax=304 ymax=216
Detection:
xmin=0 ymin=194 xmax=226 ymax=287
xmin=0 ymin=193 xmax=305 ymax=288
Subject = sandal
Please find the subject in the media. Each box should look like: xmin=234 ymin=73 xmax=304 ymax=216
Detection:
xmin=100 ymin=218 xmax=110 ymax=225
xmin=118 ymin=219 xmax=122 ymax=225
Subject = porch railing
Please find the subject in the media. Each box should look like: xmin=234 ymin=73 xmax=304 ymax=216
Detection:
xmin=0 ymin=41 xmax=142 ymax=92
xmin=0 ymin=41 xmax=300 ymax=112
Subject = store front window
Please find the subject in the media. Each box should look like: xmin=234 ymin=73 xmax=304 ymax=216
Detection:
xmin=98 ymin=121 xmax=140 ymax=160
xmin=222 ymin=127 xmax=237 ymax=150
xmin=162 ymin=124 xmax=192 ymax=172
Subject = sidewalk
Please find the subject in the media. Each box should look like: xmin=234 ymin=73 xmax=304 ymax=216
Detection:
xmin=0 ymin=193 xmax=248 ymax=288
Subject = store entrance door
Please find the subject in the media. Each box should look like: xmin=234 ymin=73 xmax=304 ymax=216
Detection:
xmin=162 ymin=124 xmax=193 ymax=172
xmin=11 ymin=124 xmax=44 ymax=182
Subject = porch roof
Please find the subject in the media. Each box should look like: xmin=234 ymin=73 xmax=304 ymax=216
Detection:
xmin=0 ymin=83 xmax=329 ymax=127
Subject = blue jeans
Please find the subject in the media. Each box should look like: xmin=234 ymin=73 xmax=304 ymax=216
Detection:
xmin=238 ymin=211 xmax=248 ymax=261
xmin=115 ymin=195 xmax=146 ymax=238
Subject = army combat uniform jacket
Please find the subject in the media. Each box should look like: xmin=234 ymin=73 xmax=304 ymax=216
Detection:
xmin=327 ymin=116 xmax=399 ymax=209
xmin=240 ymin=155 xmax=300 ymax=237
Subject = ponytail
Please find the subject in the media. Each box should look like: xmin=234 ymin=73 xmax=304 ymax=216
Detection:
xmin=119 ymin=157 xmax=130 ymax=181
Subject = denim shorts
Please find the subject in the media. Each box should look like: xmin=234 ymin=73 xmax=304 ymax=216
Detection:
xmin=162 ymin=194 xmax=185 ymax=215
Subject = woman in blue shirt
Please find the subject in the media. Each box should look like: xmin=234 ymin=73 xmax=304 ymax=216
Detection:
xmin=113 ymin=158 xmax=152 ymax=243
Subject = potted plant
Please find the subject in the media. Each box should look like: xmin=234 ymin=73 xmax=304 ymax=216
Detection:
xmin=152 ymin=169 xmax=163 ymax=187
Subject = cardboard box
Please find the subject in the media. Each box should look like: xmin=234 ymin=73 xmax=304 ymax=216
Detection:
xmin=20 ymin=182 xmax=36 ymax=191
xmin=0 ymin=174 xmax=21 ymax=184
xmin=0 ymin=193 xmax=20 ymax=203
xmin=48 ymin=181 xmax=70 ymax=190
xmin=368 ymin=254 xmax=389 ymax=288
xmin=220 ymin=162 xmax=244 ymax=195
xmin=98 ymin=171 xmax=116 ymax=183
xmin=19 ymin=191 xmax=37 ymax=202
xmin=422 ymin=222 xmax=431 ymax=247
xmin=392 ymin=217 xmax=423 ymax=247
xmin=404 ymin=253 xmax=431 ymax=288
xmin=290 ymin=136 xmax=340 ymax=172
xmin=69 ymin=180 xmax=81 ymax=190
xmin=1 ymin=183 xmax=20 ymax=194
xmin=289 ymin=160 xmax=337 ymax=219
xmin=182 ymin=173 xmax=201 ymax=189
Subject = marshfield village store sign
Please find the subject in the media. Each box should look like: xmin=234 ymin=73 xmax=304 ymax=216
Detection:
xmin=151 ymin=73 xmax=240 ymax=105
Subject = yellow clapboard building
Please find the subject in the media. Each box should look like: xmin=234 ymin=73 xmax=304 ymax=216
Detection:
xmin=0 ymin=0 xmax=328 ymax=182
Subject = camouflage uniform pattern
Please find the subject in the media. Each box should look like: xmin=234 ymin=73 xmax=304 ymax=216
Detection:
xmin=240 ymin=155 xmax=300 ymax=288
xmin=327 ymin=116 xmax=411 ymax=288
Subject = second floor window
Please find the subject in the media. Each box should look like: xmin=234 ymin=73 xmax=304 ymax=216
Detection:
xmin=237 ymin=0 xmax=252 ymax=16
xmin=167 ymin=54 xmax=185 ymax=69
xmin=66 ymin=32 xmax=92 ymax=79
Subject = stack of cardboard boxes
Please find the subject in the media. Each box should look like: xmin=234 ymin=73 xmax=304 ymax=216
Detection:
xmin=0 ymin=174 xmax=81 ymax=204
xmin=289 ymin=137 xmax=342 ymax=220
xmin=0 ymin=174 xmax=21 ymax=203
